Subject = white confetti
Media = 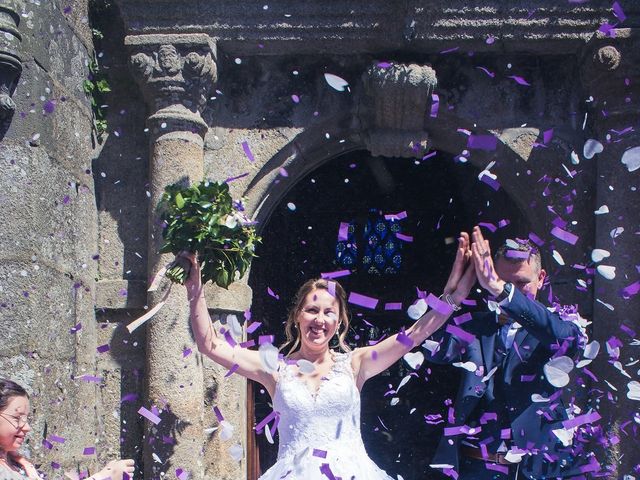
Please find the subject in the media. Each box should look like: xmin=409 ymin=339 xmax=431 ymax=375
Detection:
xmin=397 ymin=375 xmax=412 ymax=392
xmin=552 ymin=250 xmax=565 ymax=266
xmin=613 ymin=361 xmax=631 ymax=378
xmin=228 ymin=443 xmax=244 ymax=461
xmin=287 ymin=202 xmax=296 ymax=211
xmin=570 ymin=150 xmax=580 ymax=165
xmin=227 ymin=314 xmax=242 ymax=337
xmin=259 ymin=343 xmax=279 ymax=373
xmin=552 ymin=427 xmax=575 ymax=447
xmin=621 ymin=146 xmax=640 ymax=172
xmin=628 ymin=381 xmax=640 ymax=401
xmin=531 ymin=394 xmax=550 ymax=403
xmin=544 ymin=356 xmax=574 ymax=387
xmin=596 ymin=265 xmax=616 ymax=280
xmin=296 ymin=359 xmax=315 ymax=375
xmin=390 ymin=397 xmax=400 ymax=406
xmin=421 ymin=339 xmax=440 ymax=354
xmin=264 ymin=423 xmax=274 ymax=444
xmin=407 ymin=298 xmax=427 ymax=320
xmin=403 ymin=351 xmax=424 ymax=370
xmin=584 ymin=340 xmax=600 ymax=360
xmin=591 ymin=249 xmax=610 ymax=263
xmin=610 ymin=227 xmax=624 ymax=239
xmin=324 ymin=73 xmax=349 ymax=91
xmin=453 ymin=361 xmax=478 ymax=372
xmin=219 ymin=420 xmax=234 ymax=441
xmin=583 ymin=139 xmax=603 ymax=159
xmin=594 ymin=205 xmax=609 ymax=215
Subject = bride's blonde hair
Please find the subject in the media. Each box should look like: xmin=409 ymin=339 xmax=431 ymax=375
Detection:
xmin=281 ymin=278 xmax=351 ymax=356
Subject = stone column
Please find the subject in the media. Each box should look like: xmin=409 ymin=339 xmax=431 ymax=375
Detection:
xmin=0 ymin=0 xmax=22 ymax=130
xmin=126 ymin=34 xmax=217 ymax=480
xmin=580 ymin=30 xmax=640 ymax=479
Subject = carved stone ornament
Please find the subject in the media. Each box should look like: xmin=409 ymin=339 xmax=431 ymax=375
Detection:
xmin=360 ymin=62 xmax=437 ymax=158
xmin=594 ymin=45 xmax=621 ymax=71
xmin=126 ymin=34 xmax=217 ymax=118
xmin=0 ymin=1 xmax=23 ymax=121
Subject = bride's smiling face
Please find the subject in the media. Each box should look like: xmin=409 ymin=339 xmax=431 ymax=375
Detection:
xmin=296 ymin=289 xmax=340 ymax=351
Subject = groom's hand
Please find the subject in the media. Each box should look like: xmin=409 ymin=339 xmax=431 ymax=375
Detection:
xmin=471 ymin=226 xmax=505 ymax=297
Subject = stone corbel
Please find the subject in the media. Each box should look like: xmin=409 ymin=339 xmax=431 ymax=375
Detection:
xmin=580 ymin=28 xmax=640 ymax=117
xmin=126 ymin=33 xmax=217 ymax=135
xmin=0 ymin=1 xmax=23 ymax=121
xmin=359 ymin=62 xmax=437 ymax=158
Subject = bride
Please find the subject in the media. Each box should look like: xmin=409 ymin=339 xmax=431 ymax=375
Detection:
xmin=183 ymin=233 xmax=476 ymax=479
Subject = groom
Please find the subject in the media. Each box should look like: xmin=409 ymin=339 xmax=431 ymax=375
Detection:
xmin=427 ymin=226 xmax=586 ymax=479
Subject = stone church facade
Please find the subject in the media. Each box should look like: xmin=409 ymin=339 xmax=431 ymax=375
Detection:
xmin=1 ymin=1 xmax=638 ymax=479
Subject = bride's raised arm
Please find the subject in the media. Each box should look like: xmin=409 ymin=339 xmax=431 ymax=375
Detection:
xmin=351 ymin=233 xmax=476 ymax=390
xmin=183 ymin=252 xmax=277 ymax=396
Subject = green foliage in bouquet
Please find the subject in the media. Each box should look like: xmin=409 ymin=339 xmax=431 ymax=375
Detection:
xmin=159 ymin=181 xmax=260 ymax=288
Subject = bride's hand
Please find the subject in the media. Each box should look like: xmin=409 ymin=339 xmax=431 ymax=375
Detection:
xmin=443 ymin=232 xmax=471 ymax=295
xmin=443 ymin=232 xmax=476 ymax=306
xmin=179 ymin=251 xmax=202 ymax=290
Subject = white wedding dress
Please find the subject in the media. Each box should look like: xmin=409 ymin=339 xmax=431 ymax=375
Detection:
xmin=259 ymin=351 xmax=394 ymax=480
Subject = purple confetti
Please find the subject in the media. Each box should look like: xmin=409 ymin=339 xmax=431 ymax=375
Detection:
xmin=427 ymin=293 xmax=454 ymax=316
xmin=259 ymin=335 xmax=275 ymax=345
xmin=42 ymin=439 xmax=53 ymax=450
xmin=239 ymin=340 xmax=255 ymax=348
xmin=321 ymin=269 xmax=350 ymax=279
xmin=621 ymin=281 xmax=640 ymax=298
xmin=453 ymin=312 xmax=472 ymax=325
xmin=312 ymin=449 xmax=327 ymax=458
xmin=49 ymin=435 xmax=66 ymax=444
xmin=138 ymin=406 xmax=161 ymax=425
xmin=562 ymin=411 xmax=601 ymax=429
xmin=338 ymin=222 xmax=349 ymax=241
xmin=384 ymin=211 xmax=407 ymax=221
xmin=182 ymin=347 xmax=192 ymax=358
xmin=480 ymin=173 xmax=500 ymax=191
xmin=267 ymin=287 xmax=280 ymax=299
xmin=291 ymin=94 xmax=300 ymax=103
xmin=83 ymin=447 xmax=95 ymax=456
xmin=224 ymin=331 xmax=237 ymax=347
xmin=246 ymin=321 xmax=262 ymax=334
xmin=213 ymin=406 xmax=224 ymax=422
xmin=543 ymin=129 xmax=554 ymax=144
xmin=612 ymin=1 xmax=626 ymax=22
xmin=43 ymin=100 xmax=56 ymax=114
xmin=348 ymin=292 xmax=379 ymax=309
xmin=395 ymin=233 xmax=413 ymax=242
xmin=78 ymin=375 xmax=102 ymax=383
xmin=327 ymin=281 xmax=336 ymax=297
xmin=508 ymin=75 xmax=531 ymax=86
xmin=176 ymin=468 xmax=189 ymax=480
xmin=478 ymin=222 xmax=497 ymax=233
xmin=476 ymin=66 xmax=495 ymax=78
xmin=551 ymin=226 xmax=579 ymax=245
xmin=255 ymin=410 xmax=278 ymax=433
xmin=224 ymin=364 xmax=240 ymax=378
xmin=241 ymin=141 xmax=255 ymax=162
xmin=121 ymin=393 xmax=138 ymax=403
xmin=377 ymin=62 xmax=392 ymax=68
xmin=384 ymin=302 xmax=403 ymax=311
xmin=468 ymin=135 xmax=498 ymax=151
xmin=445 ymin=324 xmax=476 ymax=346
xmin=528 ymin=232 xmax=545 ymax=246
xmin=430 ymin=93 xmax=440 ymax=118
xmin=224 ymin=172 xmax=250 ymax=183
xmin=396 ymin=330 xmax=414 ymax=348
xmin=96 ymin=344 xmax=110 ymax=353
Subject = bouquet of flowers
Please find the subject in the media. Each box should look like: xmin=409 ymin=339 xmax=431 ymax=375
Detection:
xmin=159 ymin=180 xmax=260 ymax=288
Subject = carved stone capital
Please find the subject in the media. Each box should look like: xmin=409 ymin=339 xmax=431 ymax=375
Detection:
xmin=360 ymin=62 xmax=437 ymax=158
xmin=0 ymin=1 xmax=23 ymax=121
xmin=126 ymin=34 xmax=217 ymax=127
xmin=580 ymin=29 xmax=640 ymax=120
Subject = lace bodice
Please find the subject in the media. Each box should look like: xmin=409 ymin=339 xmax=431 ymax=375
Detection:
xmin=274 ymin=352 xmax=362 ymax=459
xmin=259 ymin=351 xmax=393 ymax=479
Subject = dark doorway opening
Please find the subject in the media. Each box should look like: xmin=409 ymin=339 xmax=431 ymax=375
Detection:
xmin=248 ymin=149 xmax=527 ymax=479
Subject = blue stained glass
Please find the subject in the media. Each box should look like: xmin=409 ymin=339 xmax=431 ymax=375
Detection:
xmin=334 ymin=210 xmax=407 ymax=275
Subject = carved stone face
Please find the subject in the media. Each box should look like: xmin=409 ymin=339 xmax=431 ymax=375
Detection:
xmin=158 ymin=45 xmax=181 ymax=75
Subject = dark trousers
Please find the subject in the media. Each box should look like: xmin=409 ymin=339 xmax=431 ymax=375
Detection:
xmin=458 ymin=456 xmax=526 ymax=480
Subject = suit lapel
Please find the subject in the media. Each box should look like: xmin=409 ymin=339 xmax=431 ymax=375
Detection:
xmin=504 ymin=326 xmax=529 ymax=367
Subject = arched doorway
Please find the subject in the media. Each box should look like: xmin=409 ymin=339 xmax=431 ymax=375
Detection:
xmin=247 ymin=149 xmax=528 ymax=479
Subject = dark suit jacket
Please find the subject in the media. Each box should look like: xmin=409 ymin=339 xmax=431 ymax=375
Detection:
xmin=427 ymin=289 xmax=585 ymax=479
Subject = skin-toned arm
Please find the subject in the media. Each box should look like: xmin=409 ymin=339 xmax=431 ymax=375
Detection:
xmin=352 ymin=233 xmax=477 ymax=390
xmin=182 ymin=252 xmax=277 ymax=397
